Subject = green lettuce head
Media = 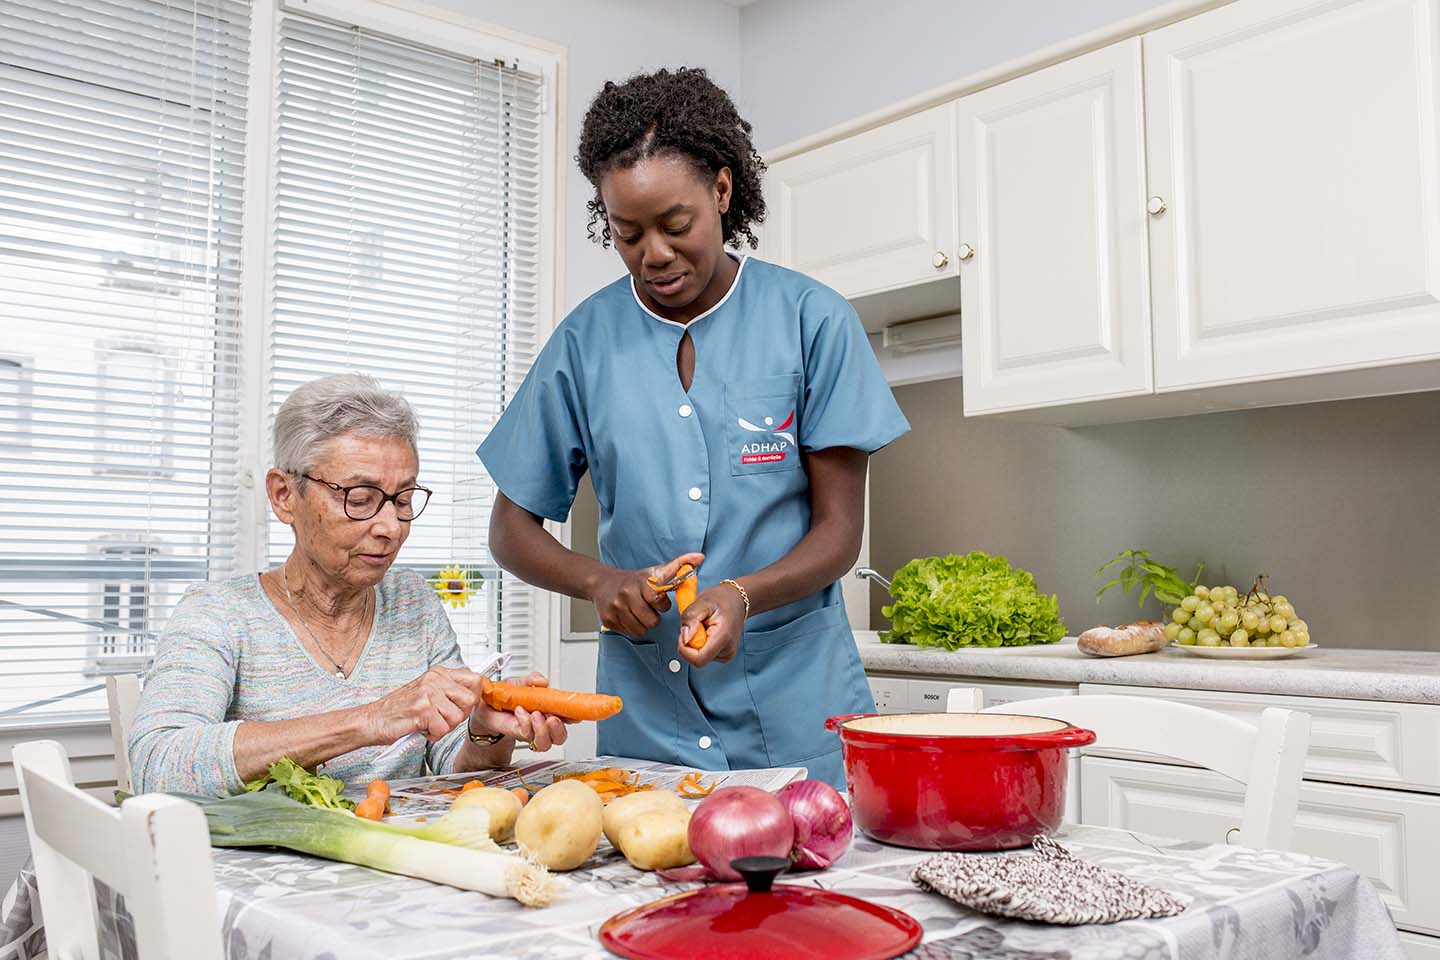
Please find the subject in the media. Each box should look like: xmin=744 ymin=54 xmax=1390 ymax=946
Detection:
xmin=880 ymin=551 xmax=1065 ymax=650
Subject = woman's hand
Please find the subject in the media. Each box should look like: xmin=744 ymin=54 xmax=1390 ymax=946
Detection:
xmin=363 ymin=666 xmax=482 ymax=744
xmin=467 ymin=672 xmax=569 ymax=752
xmin=589 ymin=551 xmax=704 ymax=636
xmin=678 ymin=582 xmax=747 ymax=668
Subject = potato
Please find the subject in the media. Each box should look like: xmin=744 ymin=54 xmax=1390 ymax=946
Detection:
xmin=602 ymin=790 xmax=687 ymax=849
xmin=514 ymin=779 xmax=603 ymax=871
xmin=616 ymin=807 xmax=696 ymax=871
xmin=450 ymin=787 xmax=523 ymax=842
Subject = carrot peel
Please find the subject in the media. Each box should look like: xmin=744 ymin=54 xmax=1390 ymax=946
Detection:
xmin=480 ymin=676 xmax=622 ymax=722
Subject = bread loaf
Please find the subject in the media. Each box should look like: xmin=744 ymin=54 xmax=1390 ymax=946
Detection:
xmin=1077 ymin=621 xmax=1167 ymax=657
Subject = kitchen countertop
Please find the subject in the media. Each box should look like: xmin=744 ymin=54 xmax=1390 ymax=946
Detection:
xmin=854 ymin=632 xmax=1440 ymax=705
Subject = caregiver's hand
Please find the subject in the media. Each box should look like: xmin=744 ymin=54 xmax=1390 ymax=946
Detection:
xmin=589 ymin=551 xmax=704 ymax=637
xmin=678 ymin=583 xmax=746 ymax=668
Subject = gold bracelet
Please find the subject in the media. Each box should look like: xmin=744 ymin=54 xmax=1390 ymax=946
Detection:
xmin=721 ymin=578 xmax=750 ymax=617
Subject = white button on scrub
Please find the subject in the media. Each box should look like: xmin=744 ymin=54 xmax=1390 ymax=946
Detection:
xmin=688 ymin=486 xmax=702 ymax=501
xmin=678 ymin=404 xmax=693 ymax=418
xmin=668 ymin=659 xmax=681 ymax=673
xmin=698 ymin=736 xmax=713 ymax=749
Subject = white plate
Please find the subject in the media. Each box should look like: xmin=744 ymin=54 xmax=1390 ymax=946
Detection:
xmin=1170 ymin=642 xmax=1317 ymax=660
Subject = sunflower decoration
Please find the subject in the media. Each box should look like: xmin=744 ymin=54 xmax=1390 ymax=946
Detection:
xmin=431 ymin=565 xmax=483 ymax=609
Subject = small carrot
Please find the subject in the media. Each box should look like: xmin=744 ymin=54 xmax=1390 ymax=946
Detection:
xmin=459 ymin=780 xmax=486 ymax=794
xmin=480 ymin=676 xmax=622 ymax=721
xmin=510 ymin=786 xmax=529 ymax=807
xmin=674 ymin=573 xmax=709 ymax=650
xmin=365 ymin=779 xmax=392 ymax=814
xmin=354 ymin=796 xmax=385 ymax=821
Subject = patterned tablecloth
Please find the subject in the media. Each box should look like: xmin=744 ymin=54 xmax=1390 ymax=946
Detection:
xmin=0 ymin=763 xmax=1405 ymax=960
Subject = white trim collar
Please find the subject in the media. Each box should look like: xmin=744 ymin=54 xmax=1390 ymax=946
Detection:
xmin=629 ymin=253 xmax=749 ymax=329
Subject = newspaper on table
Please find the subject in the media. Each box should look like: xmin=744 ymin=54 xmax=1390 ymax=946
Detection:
xmin=377 ymin=755 xmax=806 ymax=826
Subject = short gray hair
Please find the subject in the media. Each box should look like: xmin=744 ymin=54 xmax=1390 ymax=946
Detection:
xmin=273 ymin=374 xmax=419 ymax=476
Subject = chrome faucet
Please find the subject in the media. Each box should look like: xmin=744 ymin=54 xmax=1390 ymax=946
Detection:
xmin=854 ymin=567 xmax=891 ymax=591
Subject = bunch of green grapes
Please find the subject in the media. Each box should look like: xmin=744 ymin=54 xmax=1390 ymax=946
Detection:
xmin=1163 ymin=582 xmax=1310 ymax=648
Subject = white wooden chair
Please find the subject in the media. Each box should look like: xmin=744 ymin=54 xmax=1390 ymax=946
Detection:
xmin=14 ymin=739 xmax=222 ymax=960
xmin=105 ymin=674 xmax=142 ymax=794
xmin=946 ymin=688 xmax=1311 ymax=850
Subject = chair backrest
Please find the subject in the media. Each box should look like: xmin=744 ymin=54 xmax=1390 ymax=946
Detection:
xmin=946 ymin=689 xmax=1310 ymax=850
xmin=14 ymin=739 xmax=222 ymax=960
xmin=105 ymin=674 xmax=142 ymax=794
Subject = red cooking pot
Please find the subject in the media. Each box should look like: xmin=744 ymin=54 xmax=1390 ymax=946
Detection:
xmin=826 ymin=712 xmax=1096 ymax=851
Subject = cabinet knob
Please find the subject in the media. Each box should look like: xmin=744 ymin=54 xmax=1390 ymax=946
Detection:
xmin=1147 ymin=196 xmax=1168 ymax=216
xmin=932 ymin=251 xmax=950 ymax=269
xmin=956 ymin=243 xmax=975 ymax=261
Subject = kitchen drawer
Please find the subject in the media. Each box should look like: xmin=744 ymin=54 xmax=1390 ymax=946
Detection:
xmin=1081 ymin=756 xmax=1440 ymax=935
xmin=1400 ymin=931 xmax=1440 ymax=960
xmin=1081 ymin=683 xmax=1440 ymax=794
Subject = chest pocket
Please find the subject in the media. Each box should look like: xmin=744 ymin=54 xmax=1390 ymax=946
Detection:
xmin=724 ymin=374 xmax=802 ymax=477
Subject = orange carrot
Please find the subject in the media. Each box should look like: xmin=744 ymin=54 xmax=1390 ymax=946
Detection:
xmin=366 ymin=779 xmax=390 ymax=803
xmin=480 ymin=675 xmax=622 ymax=721
xmin=459 ymin=780 xmax=486 ymax=794
xmin=354 ymin=796 xmax=384 ymax=821
xmin=510 ymin=786 xmax=530 ymax=807
xmin=674 ymin=572 xmax=709 ymax=650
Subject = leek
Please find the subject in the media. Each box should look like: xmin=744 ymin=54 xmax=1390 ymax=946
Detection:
xmin=195 ymin=788 xmax=555 ymax=906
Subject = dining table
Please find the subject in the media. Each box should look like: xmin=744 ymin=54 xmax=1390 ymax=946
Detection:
xmin=0 ymin=759 xmax=1406 ymax=960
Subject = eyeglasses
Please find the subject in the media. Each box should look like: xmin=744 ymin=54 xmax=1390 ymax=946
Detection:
xmin=300 ymin=473 xmax=432 ymax=521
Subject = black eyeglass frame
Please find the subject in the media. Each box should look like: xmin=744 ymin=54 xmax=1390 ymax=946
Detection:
xmin=299 ymin=472 xmax=433 ymax=521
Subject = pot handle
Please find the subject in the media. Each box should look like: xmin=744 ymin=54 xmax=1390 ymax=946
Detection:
xmin=825 ymin=713 xmax=875 ymax=733
xmin=1042 ymin=726 xmax=1098 ymax=749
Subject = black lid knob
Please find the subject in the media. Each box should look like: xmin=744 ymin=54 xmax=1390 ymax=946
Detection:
xmin=730 ymin=855 xmax=790 ymax=893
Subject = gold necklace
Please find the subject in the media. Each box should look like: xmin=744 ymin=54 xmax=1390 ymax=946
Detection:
xmin=280 ymin=564 xmax=371 ymax=680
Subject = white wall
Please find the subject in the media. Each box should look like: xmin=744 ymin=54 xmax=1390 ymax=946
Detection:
xmin=425 ymin=0 xmax=743 ymax=311
xmin=737 ymin=0 xmax=1171 ymax=151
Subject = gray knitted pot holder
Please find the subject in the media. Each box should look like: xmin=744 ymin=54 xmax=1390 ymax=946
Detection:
xmin=911 ymin=835 xmax=1191 ymax=925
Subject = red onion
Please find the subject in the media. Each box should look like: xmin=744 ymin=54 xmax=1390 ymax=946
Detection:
xmin=777 ymin=780 xmax=852 ymax=870
xmin=687 ymin=786 xmax=795 ymax=881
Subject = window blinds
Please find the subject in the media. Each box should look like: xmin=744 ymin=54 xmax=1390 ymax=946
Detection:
xmin=0 ymin=0 xmax=250 ymax=718
xmin=266 ymin=13 xmax=545 ymax=674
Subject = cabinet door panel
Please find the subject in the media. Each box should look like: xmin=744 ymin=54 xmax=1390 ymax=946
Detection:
xmin=765 ymin=105 xmax=957 ymax=300
xmin=1146 ymin=0 xmax=1440 ymax=389
xmin=958 ymin=39 xmax=1152 ymax=414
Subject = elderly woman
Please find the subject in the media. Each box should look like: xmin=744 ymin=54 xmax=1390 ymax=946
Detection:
xmin=129 ymin=374 xmax=565 ymax=796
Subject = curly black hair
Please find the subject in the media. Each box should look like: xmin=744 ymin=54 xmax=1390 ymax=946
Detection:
xmin=577 ymin=67 xmax=766 ymax=249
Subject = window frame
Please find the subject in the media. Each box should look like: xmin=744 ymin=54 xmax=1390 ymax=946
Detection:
xmin=235 ymin=0 xmax=568 ymax=683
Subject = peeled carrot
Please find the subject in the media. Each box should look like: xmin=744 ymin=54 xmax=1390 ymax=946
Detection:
xmin=354 ymin=796 xmax=385 ymax=821
xmin=366 ymin=779 xmax=390 ymax=804
xmin=510 ymin=786 xmax=530 ymax=807
xmin=674 ymin=571 xmax=709 ymax=650
xmin=459 ymin=780 xmax=486 ymax=794
xmin=480 ymin=676 xmax=623 ymax=722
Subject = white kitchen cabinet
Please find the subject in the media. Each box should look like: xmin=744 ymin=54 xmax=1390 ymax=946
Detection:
xmin=1082 ymin=755 xmax=1440 ymax=936
xmin=956 ymin=39 xmax=1153 ymax=414
xmin=1145 ymin=0 xmax=1440 ymax=391
xmin=763 ymin=104 xmax=958 ymax=308
xmin=1082 ymin=682 xmax=1440 ymax=793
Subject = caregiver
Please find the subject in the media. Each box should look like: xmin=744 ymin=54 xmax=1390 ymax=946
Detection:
xmin=478 ymin=67 xmax=908 ymax=787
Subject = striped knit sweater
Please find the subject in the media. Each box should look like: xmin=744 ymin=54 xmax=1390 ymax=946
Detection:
xmin=129 ymin=568 xmax=468 ymax=797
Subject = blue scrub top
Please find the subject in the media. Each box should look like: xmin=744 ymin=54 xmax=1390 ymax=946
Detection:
xmin=477 ymin=257 xmax=909 ymax=786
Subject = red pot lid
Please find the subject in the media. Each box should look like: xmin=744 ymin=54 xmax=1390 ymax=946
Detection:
xmin=599 ymin=857 xmax=922 ymax=960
